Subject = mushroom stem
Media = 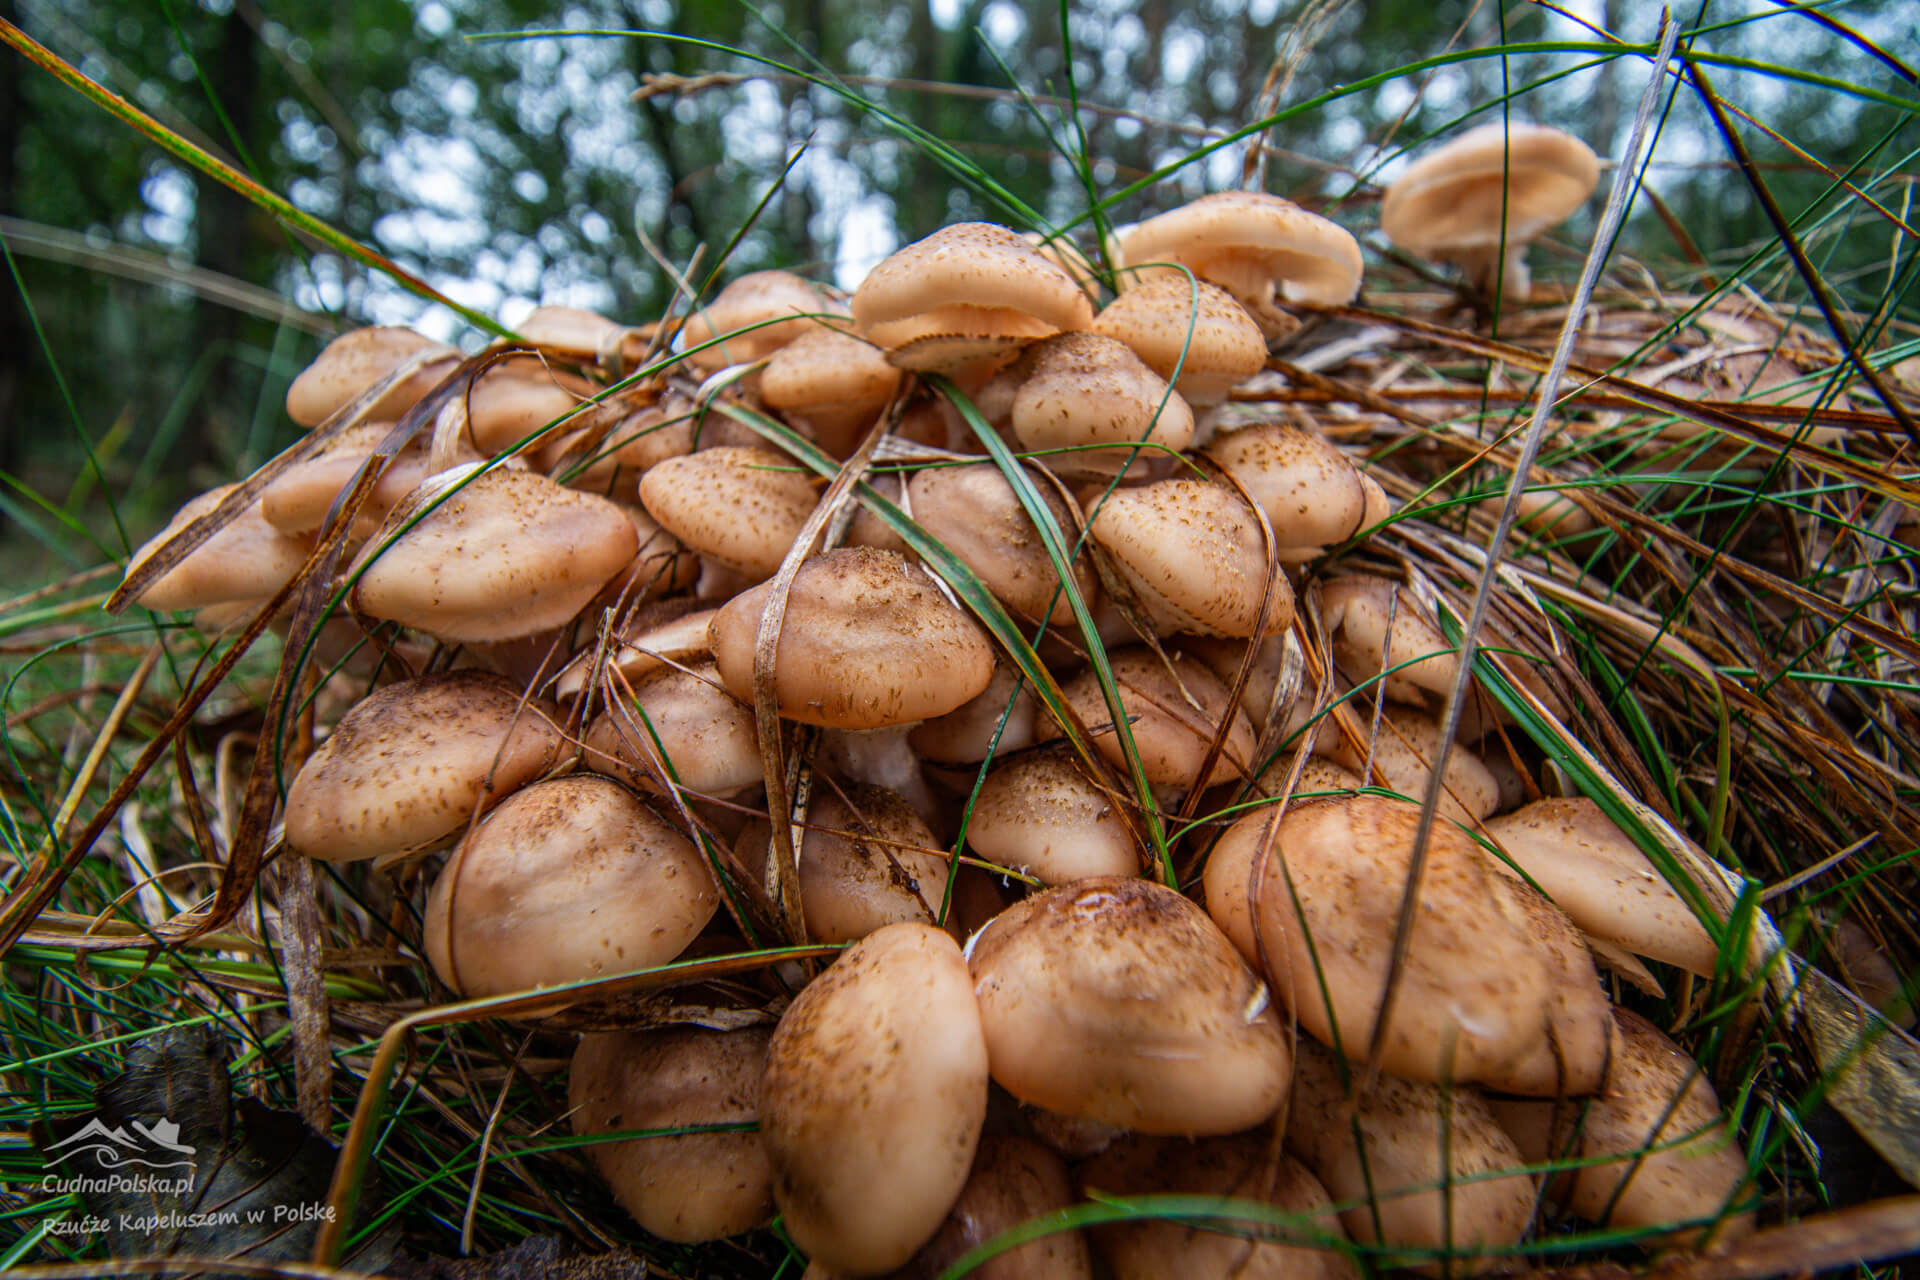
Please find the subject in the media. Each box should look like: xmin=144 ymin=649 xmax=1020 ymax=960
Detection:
xmin=821 ymin=726 xmax=943 ymax=834
xmin=1450 ymin=243 xmax=1532 ymax=302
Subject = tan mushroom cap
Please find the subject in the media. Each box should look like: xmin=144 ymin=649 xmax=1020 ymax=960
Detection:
xmin=908 ymin=658 xmax=1040 ymax=764
xmin=1113 ymin=192 xmax=1363 ymax=339
xmin=760 ymin=923 xmax=988 ymax=1275
xmin=260 ymin=422 xmax=483 ymax=540
xmin=463 ymin=357 xmax=589 ymax=456
xmin=965 ymin=745 xmax=1141 ymax=885
xmin=125 ymin=485 xmax=315 ymax=612
xmin=517 ymin=304 xmax=645 ymax=367
xmin=1039 ymin=647 xmax=1257 ymax=789
xmin=683 ymin=270 xmax=846 ymax=372
xmin=554 ymin=601 xmax=715 ymax=700
xmin=286 ymin=326 xmax=457 ymax=428
xmin=638 ymin=445 xmax=820 ymax=581
xmin=893 ymin=1135 xmax=1092 ymax=1280
xmin=1209 ymin=794 xmax=1614 ymax=1095
xmin=1320 ymin=575 xmax=1458 ymax=704
xmin=349 ymin=464 xmax=639 ymax=643
xmin=1204 ymin=422 xmax=1382 ymax=556
xmin=778 ymin=783 xmax=951 ymax=944
xmin=423 ymin=774 xmax=719 ymax=999
xmin=1007 ymin=332 xmax=1196 ymax=477
xmin=584 ymin=661 xmax=762 ymax=800
xmin=1484 ymin=798 xmax=1719 ymax=977
xmin=1090 ymin=275 xmax=1267 ymax=407
xmin=1380 ymin=122 xmax=1600 ymax=300
xmin=1089 ymin=480 xmax=1296 ymax=638
xmin=1319 ymin=706 xmax=1501 ymax=826
xmin=1079 ymin=1133 xmax=1356 ymax=1280
xmin=759 ymin=327 xmax=903 ymax=459
xmin=569 ymin=1026 xmax=776 ymax=1243
xmin=909 ymin=461 xmax=1096 ymax=626
xmin=851 ymin=222 xmax=1095 ymax=371
xmin=1288 ymin=1040 xmax=1534 ymax=1277
xmin=709 ymin=547 xmax=996 ymax=730
xmin=967 ymin=876 xmax=1292 ymax=1136
xmin=285 ymin=671 xmax=561 ymax=863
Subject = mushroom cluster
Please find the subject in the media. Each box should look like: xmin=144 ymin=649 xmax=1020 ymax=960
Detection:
xmin=120 ymin=142 xmax=1761 ymax=1273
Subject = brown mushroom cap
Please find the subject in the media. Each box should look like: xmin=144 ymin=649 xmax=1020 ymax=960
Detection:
xmin=553 ymin=601 xmax=715 ymax=701
xmin=683 ymin=270 xmax=846 ymax=372
xmin=638 ymin=445 xmax=821 ymax=580
xmin=1204 ymin=422 xmax=1381 ymax=556
xmin=1039 ymin=647 xmax=1258 ymax=789
xmin=851 ymin=222 xmax=1095 ymax=371
xmin=890 ymin=1135 xmax=1092 ymax=1280
xmin=583 ymin=660 xmax=762 ymax=800
xmin=569 ymin=1025 xmax=776 ymax=1242
xmin=286 ymin=326 xmax=456 ymax=428
xmin=750 ymin=783 xmax=950 ymax=944
xmin=258 ymin=423 xmax=471 ymax=541
xmin=967 ymin=876 xmax=1291 ymax=1136
xmin=349 ymin=465 xmax=639 ymax=643
xmin=124 ymin=485 xmax=315 ymax=612
xmin=1006 ymin=332 xmax=1196 ymax=478
xmin=1320 ymin=576 xmax=1459 ymax=705
xmin=1088 ymin=480 xmax=1296 ymax=638
xmin=1380 ymin=123 xmax=1600 ymax=299
xmin=908 ymin=658 xmax=1040 ymax=765
xmin=463 ymin=357 xmax=589 ymax=455
xmin=1209 ymin=794 xmax=1614 ymax=1095
xmin=760 ymin=922 xmax=989 ymax=1275
xmin=1112 ymin=193 xmax=1363 ymax=339
xmin=908 ymin=461 xmax=1096 ymax=627
xmin=965 ymin=745 xmax=1140 ymax=885
xmin=709 ymin=547 xmax=996 ymax=730
xmin=1079 ymin=1133 xmax=1356 ymax=1280
xmin=285 ymin=672 xmax=561 ymax=863
xmin=1091 ymin=276 xmax=1268 ymax=407
xmin=1319 ymin=706 xmax=1501 ymax=826
xmin=759 ymin=327 xmax=903 ymax=459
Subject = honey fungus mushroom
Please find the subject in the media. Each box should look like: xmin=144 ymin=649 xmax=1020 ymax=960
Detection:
xmin=122 ymin=485 xmax=315 ymax=612
xmin=285 ymin=325 xmax=456 ymax=427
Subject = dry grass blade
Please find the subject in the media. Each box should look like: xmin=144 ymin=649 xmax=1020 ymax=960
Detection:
xmin=1797 ymin=967 xmax=1920 ymax=1188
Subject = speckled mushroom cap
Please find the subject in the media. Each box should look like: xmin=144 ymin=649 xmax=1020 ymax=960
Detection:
xmin=462 ymin=357 xmax=589 ymax=456
xmin=1319 ymin=706 xmax=1501 ymax=826
xmin=908 ymin=461 xmax=1096 ymax=626
xmin=553 ymin=601 xmax=716 ymax=700
xmin=850 ymin=222 xmax=1095 ymax=371
xmin=259 ymin=422 xmax=482 ymax=541
xmin=1112 ymin=192 xmax=1363 ymax=339
xmin=1208 ymin=794 xmax=1614 ymax=1096
xmin=348 ymin=464 xmax=639 ymax=643
xmin=758 ymin=327 xmax=903 ymax=459
xmin=285 ymin=326 xmax=457 ymax=428
xmin=285 ymin=671 xmax=561 ymax=863
xmin=1320 ymin=575 xmax=1458 ymax=704
xmin=1204 ymin=422 xmax=1383 ymax=557
xmin=569 ymin=1026 xmax=776 ymax=1243
xmin=1288 ymin=1040 xmax=1534 ymax=1277
xmin=637 ymin=446 xmax=820 ymax=581
xmin=965 ymin=745 xmax=1141 ymax=886
xmin=682 ymin=270 xmax=846 ymax=372
xmin=1038 ymin=647 xmax=1257 ymax=789
xmin=891 ymin=1135 xmax=1092 ymax=1280
xmin=1090 ymin=276 xmax=1268 ymax=407
xmin=124 ymin=485 xmax=315 ymax=612
xmin=708 ymin=547 xmax=996 ymax=730
xmin=583 ymin=660 xmax=761 ymax=800
xmin=1006 ymin=332 xmax=1195 ymax=478
xmin=1484 ymin=798 xmax=1719 ymax=977
xmin=423 ymin=773 xmax=719 ymax=998
xmin=966 ymin=876 xmax=1292 ymax=1136
xmin=1380 ymin=122 xmax=1600 ymax=299
xmin=1088 ymin=479 xmax=1296 ymax=638
xmin=767 ymin=783 xmax=951 ymax=944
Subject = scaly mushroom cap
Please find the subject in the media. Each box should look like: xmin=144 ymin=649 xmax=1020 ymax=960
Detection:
xmin=1079 ymin=1133 xmax=1356 ymax=1280
xmin=779 ymin=784 xmax=950 ymax=944
xmin=683 ymin=270 xmax=846 ymax=372
xmin=1007 ymin=332 xmax=1196 ymax=477
xmin=286 ymin=326 xmax=456 ymax=428
xmin=908 ymin=461 xmax=1096 ymax=626
xmin=125 ymin=485 xmax=315 ymax=612
xmin=583 ymin=660 xmax=761 ymax=800
xmin=1289 ymin=1040 xmax=1534 ymax=1276
xmin=965 ymin=745 xmax=1141 ymax=885
xmin=1209 ymin=794 xmax=1615 ymax=1095
xmin=1112 ymin=192 xmax=1363 ymax=339
xmin=709 ymin=547 xmax=996 ymax=730
xmin=967 ymin=876 xmax=1292 ymax=1137
xmin=423 ymin=774 xmax=719 ymax=998
xmin=1089 ymin=480 xmax=1295 ymax=638
xmin=891 ymin=1135 xmax=1092 ymax=1280
xmin=1380 ymin=122 xmax=1600 ymax=299
xmin=1039 ymin=648 xmax=1258 ymax=788
xmin=569 ymin=1026 xmax=777 ymax=1242
xmin=1319 ymin=706 xmax=1501 ymax=825
xmin=349 ymin=465 xmax=639 ymax=643
xmin=759 ymin=327 xmax=903 ymax=459
xmin=1320 ymin=575 xmax=1458 ymax=704
xmin=851 ymin=222 xmax=1095 ymax=371
xmin=285 ymin=671 xmax=561 ymax=863
xmin=1090 ymin=275 xmax=1268 ymax=407
xmin=1204 ymin=422 xmax=1382 ymax=556
xmin=760 ymin=923 xmax=988 ymax=1275
xmin=638 ymin=446 xmax=820 ymax=580
xmin=553 ymin=600 xmax=715 ymax=700
xmin=1484 ymin=798 xmax=1719 ymax=976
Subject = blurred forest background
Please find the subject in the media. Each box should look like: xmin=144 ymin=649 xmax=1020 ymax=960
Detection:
xmin=0 ymin=0 xmax=1913 ymax=579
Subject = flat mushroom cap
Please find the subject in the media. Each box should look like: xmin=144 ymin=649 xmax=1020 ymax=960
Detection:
xmin=1380 ymin=122 xmax=1601 ymax=258
xmin=1112 ymin=192 xmax=1363 ymax=336
xmin=349 ymin=464 xmax=639 ymax=643
xmin=683 ymin=270 xmax=845 ymax=370
xmin=851 ymin=222 xmax=1095 ymax=370
xmin=708 ymin=546 xmax=997 ymax=730
xmin=1090 ymin=276 xmax=1268 ymax=407
xmin=286 ymin=326 xmax=456 ymax=428
xmin=125 ymin=485 xmax=315 ymax=612
xmin=637 ymin=446 xmax=820 ymax=580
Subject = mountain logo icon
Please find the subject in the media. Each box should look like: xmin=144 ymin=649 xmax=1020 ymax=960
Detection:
xmin=44 ymin=1116 xmax=197 ymax=1171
